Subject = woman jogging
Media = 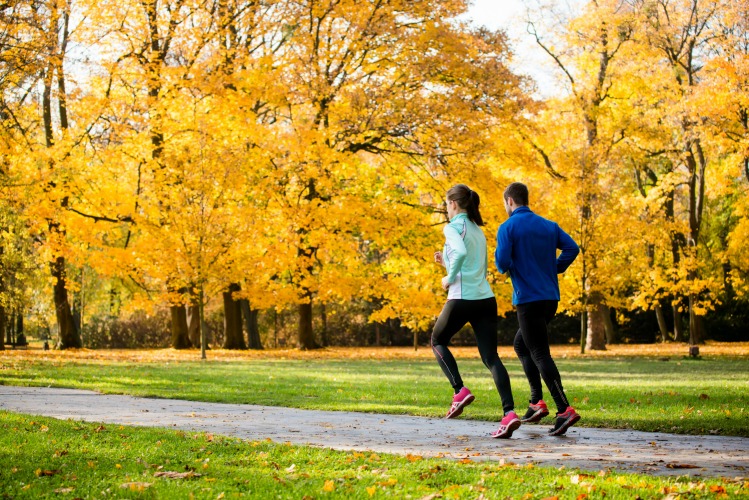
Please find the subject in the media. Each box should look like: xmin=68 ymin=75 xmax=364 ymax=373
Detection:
xmin=431 ymin=184 xmax=520 ymax=439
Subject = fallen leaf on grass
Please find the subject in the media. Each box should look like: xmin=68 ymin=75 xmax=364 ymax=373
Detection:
xmin=323 ymin=480 xmax=335 ymax=492
xmin=710 ymin=485 xmax=727 ymax=494
xmin=406 ymin=454 xmax=422 ymax=462
xmin=54 ymin=487 xmax=74 ymax=494
xmin=35 ymin=469 xmax=61 ymax=477
xmin=120 ymin=482 xmax=152 ymax=491
xmin=366 ymin=486 xmax=377 ymax=497
xmin=153 ymin=471 xmax=202 ymax=479
xmin=377 ymin=478 xmax=398 ymax=487
xmin=570 ymin=474 xmax=594 ymax=484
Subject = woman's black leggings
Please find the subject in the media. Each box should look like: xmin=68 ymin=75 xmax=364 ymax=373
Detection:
xmin=431 ymin=297 xmax=514 ymax=414
xmin=513 ymin=300 xmax=570 ymax=413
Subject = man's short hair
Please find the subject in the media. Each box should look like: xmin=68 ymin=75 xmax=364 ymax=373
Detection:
xmin=504 ymin=182 xmax=529 ymax=206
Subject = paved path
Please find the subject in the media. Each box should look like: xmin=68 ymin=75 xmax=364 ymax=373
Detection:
xmin=1 ymin=386 xmax=747 ymax=478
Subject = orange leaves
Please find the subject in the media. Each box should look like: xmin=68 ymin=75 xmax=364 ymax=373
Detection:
xmin=4 ymin=342 xmax=749 ymax=362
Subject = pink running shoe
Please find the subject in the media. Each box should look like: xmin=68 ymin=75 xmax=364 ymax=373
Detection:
xmin=491 ymin=411 xmax=521 ymax=439
xmin=520 ymin=400 xmax=550 ymax=423
xmin=445 ymin=387 xmax=474 ymax=419
xmin=548 ymin=406 xmax=581 ymax=436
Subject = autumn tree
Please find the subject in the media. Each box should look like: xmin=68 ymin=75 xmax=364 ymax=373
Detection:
xmin=521 ymin=0 xmax=635 ymax=351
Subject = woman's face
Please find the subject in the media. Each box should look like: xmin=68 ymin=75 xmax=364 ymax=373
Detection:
xmin=446 ymin=197 xmax=457 ymax=219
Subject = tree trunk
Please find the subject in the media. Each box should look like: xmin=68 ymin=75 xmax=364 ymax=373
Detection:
xmin=223 ymin=283 xmax=245 ymax=349
xmin=655 ymin=304 xmax=669 ymax=342
xmin=320 ymin=303 xmax=328 ymax=347
xmin=602 ymin=305 xmax=617 ymax=344
xmin=585 ymin=308 xmax=607 ymax=351
xmin=688 ymin=293 xmax=703 ymax=346
xmin=187 ymin=302 xmax=201 ymax=347
xmin=240 ymin=299 xmax=263 ymax=349
xmin=374 ymin=322 xmax=381 ymax=346
xmin=298 ymin=300 xmax=317 ymax=350
xmin=52 ymin=256 xmax=82 ymax=349
xmin=170 ymin=303 xmax=191 ymax=349
xmin=0 ymin=305 xmax=5 ymax=351
xmin=273 ymin=308 xmax=279 ymax=347
xmin=585 ymin=293 xmax=607 ymax=351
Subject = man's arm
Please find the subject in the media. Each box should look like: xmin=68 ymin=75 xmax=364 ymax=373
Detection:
xmin=556 ymin=225 xmax=579 ymax=273
xmin=443 ymin=225 xmax=466 ymax=283
xmin=495 ymin=224 xmax=512 ymax=274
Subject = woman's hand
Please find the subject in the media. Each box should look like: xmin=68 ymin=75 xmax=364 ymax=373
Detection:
xmin=434 ymin=251 xmax=443 ymax=266
xmin=441 ymin=277 xmax=450 ymax=290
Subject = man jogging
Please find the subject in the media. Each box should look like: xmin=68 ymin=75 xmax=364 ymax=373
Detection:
xmin=495 ymin=182 xmax=582 ymax=436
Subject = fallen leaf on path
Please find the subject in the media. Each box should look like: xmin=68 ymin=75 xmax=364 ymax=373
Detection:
xmin=666 ymin=463 xmax=700 ymax=469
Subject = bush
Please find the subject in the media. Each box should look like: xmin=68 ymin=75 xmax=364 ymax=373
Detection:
xmin=83 ymin=310 xmax=171 ymax=348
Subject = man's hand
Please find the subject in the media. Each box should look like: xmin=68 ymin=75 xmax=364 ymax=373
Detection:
xmin=441 ymin=276 xmax=450 ymax=290
xmin=434 ymin=251 xmax=443 ymax=266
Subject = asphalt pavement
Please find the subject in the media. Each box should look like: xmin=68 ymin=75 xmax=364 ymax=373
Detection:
xmin=1 ymin=386 xmax=747 ymax=478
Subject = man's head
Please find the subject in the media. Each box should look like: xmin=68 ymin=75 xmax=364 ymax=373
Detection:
xmin=503 ymin=182 xmax=528 ymax=216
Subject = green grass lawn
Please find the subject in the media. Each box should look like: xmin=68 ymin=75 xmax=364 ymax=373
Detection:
xmin=1 ymin=353 xmax=747 ymax=436
xmin=1 ymin=411 xmax=745 ymax=499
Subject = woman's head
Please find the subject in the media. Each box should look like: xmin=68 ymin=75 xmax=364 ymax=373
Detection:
xmin=446 ymin=184 xmax=484 ymax=226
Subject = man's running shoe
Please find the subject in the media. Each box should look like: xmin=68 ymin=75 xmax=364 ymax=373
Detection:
xmin=445 ymin=387 xmax=474 ymax=419
xmin=520 ymin=400 xmax=549 ymax=423
xmin=548 ymin=406 xmax=581 ymax=436
xmin=491 ymin=411 xmax=521 ymax=439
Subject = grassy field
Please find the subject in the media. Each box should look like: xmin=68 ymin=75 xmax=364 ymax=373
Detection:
xmin=1 ymin=411 xmax=746 ymax=499
xmin=1 ymin=344 xmax=748 ymax=436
